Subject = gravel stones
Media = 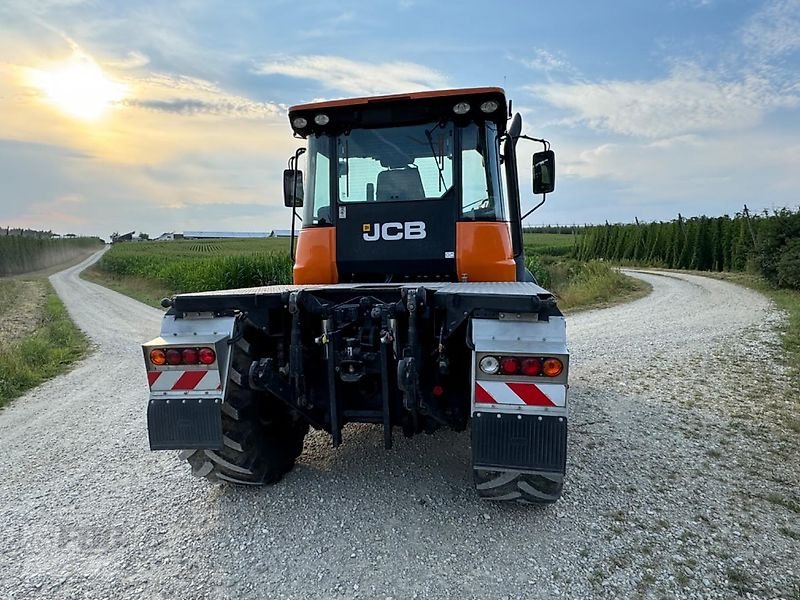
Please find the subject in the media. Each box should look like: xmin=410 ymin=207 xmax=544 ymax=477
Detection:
xmin=0 ymin=258 xmax=797 ymax=599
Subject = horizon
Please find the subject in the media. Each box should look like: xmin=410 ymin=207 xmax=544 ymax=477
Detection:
xmin=1 ymin=0 xmax=798 ymax=238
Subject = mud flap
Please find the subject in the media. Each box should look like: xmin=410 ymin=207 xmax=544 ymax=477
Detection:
xmin=471 ymin=412 xmax=567 ymax=474
xmin=147 ymin=397 xmax=224 ymax=450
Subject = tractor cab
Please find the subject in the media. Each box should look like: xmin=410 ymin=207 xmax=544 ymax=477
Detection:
xmin=283 ymin=87 xmax=555 ymax=285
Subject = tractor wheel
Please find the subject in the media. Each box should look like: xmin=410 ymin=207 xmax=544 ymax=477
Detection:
xmin=474 ymin=469 xmax=563 ymax=504
xmin=183 ymin=338 xmax=308 ymax=486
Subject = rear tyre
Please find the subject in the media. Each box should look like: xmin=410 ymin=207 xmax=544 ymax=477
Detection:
xmin=184 ymin=338 xmax=308 ymax=486
xmin=474 ymin=469 xmax=563 ymax=504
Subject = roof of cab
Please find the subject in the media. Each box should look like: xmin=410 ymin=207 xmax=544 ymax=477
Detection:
xmin=288 ymin=87 xmax=506 ymax=113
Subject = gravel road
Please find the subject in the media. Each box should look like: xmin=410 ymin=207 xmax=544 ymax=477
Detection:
xmin=1 ymin=255 xmax=798 ymax=599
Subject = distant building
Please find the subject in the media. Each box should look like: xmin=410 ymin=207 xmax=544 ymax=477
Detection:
xmin=271 ymin=229 xmax=293 ymax=237
xmin=155 ymin=232 xmax=175 ymax=241
xmin=182 ymin=231 xmax=271 ymax=240
xmin=113 ymin=231 xmax=135 ymax=244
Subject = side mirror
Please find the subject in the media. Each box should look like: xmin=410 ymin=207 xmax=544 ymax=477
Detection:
xmin=532 ymin=150 xmax=556 ymax=194
xmin=283 ymin=169 xmax=304 ymax=208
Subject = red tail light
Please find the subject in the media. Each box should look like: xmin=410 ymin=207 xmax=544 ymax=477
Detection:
xmin=182 ymin=348 xmax=199 ymax=364
xmin=500 ymin=357 xmax=520 ymax=375
xmin=165 ymin=349 xmax=182 ymax=365
xmin=198 ymin=347 xmax=216 ymax=365
xmin=521 ymin=358 xmax=542 ymax=376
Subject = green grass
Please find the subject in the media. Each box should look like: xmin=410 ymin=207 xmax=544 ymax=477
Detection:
xmin=523 ymin=232 xmax=578 ymax=258
xmin=533 ymin=257 xmax=651 ymax=312
xmin=0 ymin=283 xmax=90 ymax=408
xmin=82 ymin=265 xmax=173 ymax=308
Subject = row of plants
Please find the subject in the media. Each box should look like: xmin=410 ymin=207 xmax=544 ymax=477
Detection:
xmin=0 ymin=235 xmax=103 ymax=276
xmin=569 ymin=208 xmax=800 ymax=290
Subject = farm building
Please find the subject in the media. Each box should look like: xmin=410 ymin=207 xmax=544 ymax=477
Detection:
xmin=271 ymin=230 xmax=292 ymax=237
xmin=182 ymin=231 xmax=271 ymax=240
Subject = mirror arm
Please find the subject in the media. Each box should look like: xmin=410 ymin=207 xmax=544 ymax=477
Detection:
xmin=289 ymin=147 xmax=307 ymax=263
xmin=521 ymin=195 xmax=547 ymax=222
xmin=514 ymin=134 xmax=550 ymax=152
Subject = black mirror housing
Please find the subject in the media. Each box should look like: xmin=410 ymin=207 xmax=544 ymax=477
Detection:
xmin=532 ymin=150 xmax=555 ymax=195
xmin=283 ymin=169 xmax=304 ymax=208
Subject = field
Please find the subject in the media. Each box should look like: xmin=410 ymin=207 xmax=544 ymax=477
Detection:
xmin=94 ymin=238 xmax=292 ymax=298
xmin=0 ymin=236 xmax=103 ymax=276
xmin=87 ymin=233 xmax=649 ymax=313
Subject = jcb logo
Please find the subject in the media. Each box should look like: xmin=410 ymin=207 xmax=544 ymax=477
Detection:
xmin=362 ymin=221 xmax=427 ymax=242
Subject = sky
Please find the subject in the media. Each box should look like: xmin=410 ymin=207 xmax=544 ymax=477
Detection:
xmin=0 ymin=0 xmax=798 ymax=237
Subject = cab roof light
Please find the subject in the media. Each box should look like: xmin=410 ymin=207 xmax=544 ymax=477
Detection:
xmin=480 ymin=100 xmax=499 ymax=114
xmin=452 ymin=102 xmax=470 ymax=115
xmin=313 ymin=113 xmax=330 ymax=126
xmin=292 ymin=116 xmax=308 ymax=129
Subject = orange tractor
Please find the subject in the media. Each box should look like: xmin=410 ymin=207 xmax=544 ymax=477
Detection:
xmin=143 ymin=87 xmax=569 ymax=503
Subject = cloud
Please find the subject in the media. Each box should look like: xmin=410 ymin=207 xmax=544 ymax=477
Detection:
xmin=124 ymin=72 xmax=284 ymax=118
xmin=106 ymin=51 xmax=150 ymax=69
xmin=255 ymin=55 xmax=449 ymax=96
xmin=125 ymin=97 xmax=281 ymax=118
xmin=530 ymin=65 xmax=798 ymax=138
xmin=516 ymin=49 xmax=582 ymax=79
xmin=741 ymin=0 xmax=800 ymax=57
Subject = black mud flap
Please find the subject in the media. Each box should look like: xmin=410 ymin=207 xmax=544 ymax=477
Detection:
xmin=472 ymin=412 xmax=567 ymax=473
xmin=147 ymin=398 xmax=224 ymax=450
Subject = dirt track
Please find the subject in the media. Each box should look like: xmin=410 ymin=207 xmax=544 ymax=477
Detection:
xmin=0 ymin=253 xmax=797 ymax=599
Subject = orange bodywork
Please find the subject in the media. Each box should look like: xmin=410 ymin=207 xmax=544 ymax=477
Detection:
xmin=293 ymin=227 xmax=338 ymax=284
xmin=456 ymin=222 xmax=516 ymax=282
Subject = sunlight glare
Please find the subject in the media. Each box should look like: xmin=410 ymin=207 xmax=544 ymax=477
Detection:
xmin=29 ymin=53 xmax=128 ymax=121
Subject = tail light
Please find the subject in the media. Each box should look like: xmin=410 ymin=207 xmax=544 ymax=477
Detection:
xmin=198 ymin=347 xmax=216 ymax=365
xmin=149 ymin=349 xmax=166 ymax=366
xmin=521 ymin=358 xmax=542 ymax=376
xmin=165 ymin=349 xmax=182 ymax=365
xmin=542 ymin=358 xmax=564 ymax=377
xmin=148 ymin=346 xmax=216 ymax=366
xmin=479 ymin=355 xmax=564 ymax=378
xmin=500 ymin=357 xmax=520 ymax=375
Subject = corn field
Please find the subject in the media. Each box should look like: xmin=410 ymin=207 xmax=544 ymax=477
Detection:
xmin=97 ymin=239 xmax=292 ymax=292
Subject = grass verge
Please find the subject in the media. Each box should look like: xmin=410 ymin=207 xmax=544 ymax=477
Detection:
xmin=81 ymin=264 xmax=171 ymax=309
xmin=701 ymin=271 xmax=800 ymax=374
xmin=539 ymin=259 xmax=652 ymax=313
xmin=0 ymin=282 xmax=90 ymax=408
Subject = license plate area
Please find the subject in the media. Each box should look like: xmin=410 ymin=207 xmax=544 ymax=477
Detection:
xmin=147 ymin=397 xmax=223 ymax=450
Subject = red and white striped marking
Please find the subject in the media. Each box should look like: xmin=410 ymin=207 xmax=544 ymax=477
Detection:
xmin=475 ymin=381 xmax=566 ymax=407
xmin=148 ymin=370 xmax=221 ymax=392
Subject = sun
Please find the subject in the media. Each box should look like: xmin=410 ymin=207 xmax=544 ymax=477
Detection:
xmin=28 ymin=53 xmax=128 ymax=121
